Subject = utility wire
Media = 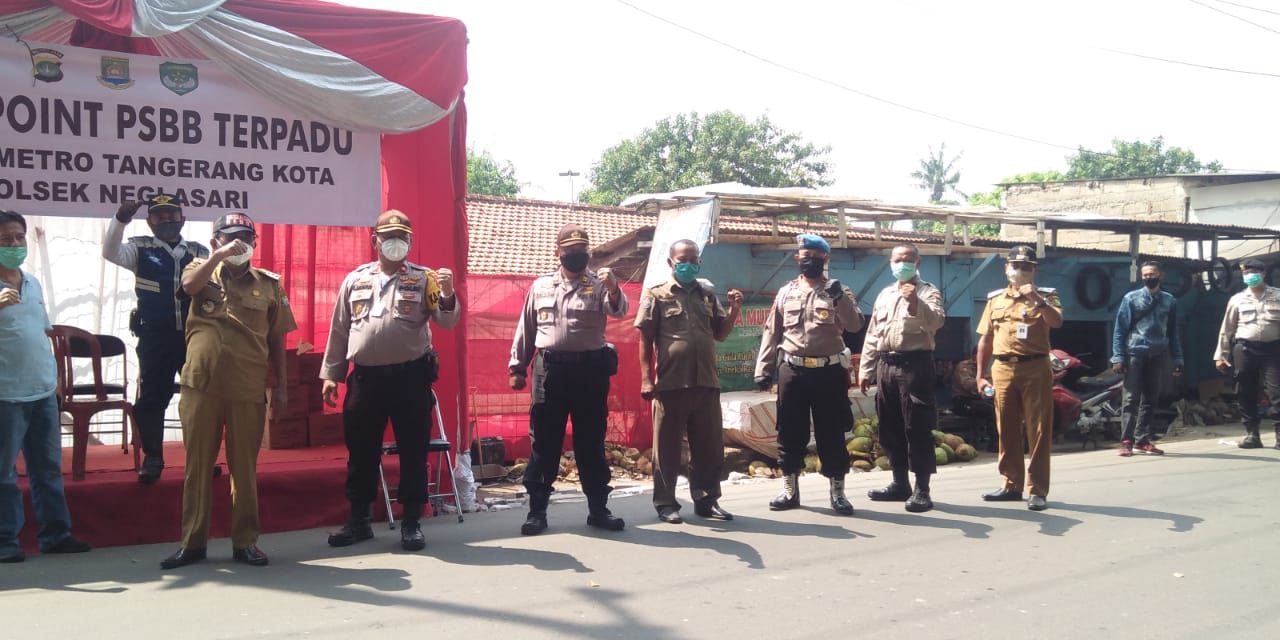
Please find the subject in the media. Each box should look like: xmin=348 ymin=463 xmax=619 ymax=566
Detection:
xmin=1209 ymin=0 xmax=1280 ymax=18
xmin=1095 ymin=46 xmax=1280 ymax=78
xmin=1189 ymin=0 xmax=1280 ymax=36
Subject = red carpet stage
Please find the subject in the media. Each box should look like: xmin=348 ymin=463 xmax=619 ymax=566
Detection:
xmin=14 ymin=442 xmax=418 ymax=552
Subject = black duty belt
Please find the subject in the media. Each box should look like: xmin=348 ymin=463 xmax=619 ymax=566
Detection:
xmin=879 ymin=351 xmax=930 ymax=365
xmin=541 ymin=347 xmax=610 ymax=364
xmin=354 ymin=353 xmax=434 ymax=377
xmin=1235 ymin=339 xmax=1280 ymax=351
xmin=993 ymin=353 xmax=1046 ymax=363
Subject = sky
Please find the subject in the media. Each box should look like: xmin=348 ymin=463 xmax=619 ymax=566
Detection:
xmin=339 ymin=0 xmax=1280 ymax=204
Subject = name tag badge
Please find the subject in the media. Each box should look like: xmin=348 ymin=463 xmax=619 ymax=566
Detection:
xmin=1016 ymin=323 xmax=1029 ymax=340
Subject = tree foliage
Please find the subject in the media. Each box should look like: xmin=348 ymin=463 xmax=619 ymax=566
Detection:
xmin=467 ymin=148 xmax=521 ymax=197
xmin=579 ymin=111 xmax=833 ymax=206
xmin=910 ymin=143 xmax=966 ymax=204
xmin=1066 ymin=136 xmax=1222 ymax=180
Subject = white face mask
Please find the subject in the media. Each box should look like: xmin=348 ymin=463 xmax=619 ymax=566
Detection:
xmin=223 ymin=242 xmax=253 ymax=266
xmin=380 ymin=237 xmax=410 ymax=262
xmin=1006 ymin=266 xmax=1032 ymax=286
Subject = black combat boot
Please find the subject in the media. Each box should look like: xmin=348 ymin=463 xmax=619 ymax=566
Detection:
xmin=521 ymin=491 xmax=549 ymax=536
xmin=400 ymin=503 xmax=425 ymax=551
xmin=586 ymin=494 xmax=625 ymax=531
xmin=327 ymin=503 xmax=374 ymax=547
xmin=1240 ymin=428 xmax=1263 ymax=449
xmin=829 ymin=477 xmax=855 ymax=515
xmin=770 ymin=473 xmax=800 ymax=510
xmin=868 ymin=469 xmax=912 ymax=501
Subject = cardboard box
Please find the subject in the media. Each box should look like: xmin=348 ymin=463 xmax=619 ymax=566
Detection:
xmin=308 ymin=411 xmax=344 ymax=447
xmin=264 ymin=417 xmax=308 ymax=449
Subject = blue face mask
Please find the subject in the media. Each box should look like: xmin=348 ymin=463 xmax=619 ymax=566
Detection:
xmin=673 ymin=262 xmax=700 ymax=284
xmin=1244 ymin=272 xmax=1264 ymax=288
xmin=0 ymin=246 xmax=26 ymax=269
xmin=890 ymin=261 xmax=917 ymax=282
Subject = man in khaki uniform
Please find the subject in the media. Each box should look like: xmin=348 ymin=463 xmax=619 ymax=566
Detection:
xmin=859 ymin=243 xmax=945 ymax=512
xmin=1214 ymin=257 xmax=1280 ymax=449
xmin=975 ymin=245 xmax=1062 ymax=512
xmin=637 ymin=239 xmax=742 ymax=524
xmin=161 ymin=212 xmax=296 ymax=569
xmin=321 ymin=210 xmax=459 ymax=552
xmin=754 ymin=234 xmax=862 ymax=515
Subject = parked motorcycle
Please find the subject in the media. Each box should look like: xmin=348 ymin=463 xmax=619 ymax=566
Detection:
xmin=1050 ymin=349 xmax=1125 ymax=447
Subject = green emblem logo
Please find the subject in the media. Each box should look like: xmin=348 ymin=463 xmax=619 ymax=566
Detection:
xmin=159 ymin=62 xmax=199 ymax=96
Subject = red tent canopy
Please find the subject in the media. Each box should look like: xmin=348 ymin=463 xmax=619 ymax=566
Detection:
xmin=0 ymin=0 xmax=472 ymax=430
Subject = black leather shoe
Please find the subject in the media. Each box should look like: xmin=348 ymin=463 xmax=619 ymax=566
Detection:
xmin=521 ymin=512 xmax=548 ymax=536
xmin=160 ymin=547 xmax=207 ymax=569
xmin=982 ymin=488 xmax=1024 ymax=502
xmin=694 ymin=499 xmax=733 ymax=521
xmin=327 ymin=518 xmax=374 ymax=547
xmin=43 ymin=536 xmax=91 ymax=554
xmin=232 ymin=546 xmax=269 ymax=566
xmin=587 ymin=511 xmax=626 ymax=531
xmin=1027 ymin=495 xmax=1048 ymax=511
xmin=137 ymin=455 xmax=163 ymax=485
xmin=904 ymin=488 xmax=933 ymax=513
xmin=0 ymin=550 xmax=25 ymax=563
xmin=400 ymin=521 xmax=426 ymax=551
xmin=1239 ymin=433 xmax=1263 ymax=449
xmin=657 ymin=506 xmax=683 ymax=524
xmin=867 ymin=482 xmax=912 ymax=502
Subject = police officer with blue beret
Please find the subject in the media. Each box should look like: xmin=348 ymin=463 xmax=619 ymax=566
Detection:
xmin=755 ymin=233 xmax=863 ymax=515
xmin=104 ymin=194 xmax=209 ymax=484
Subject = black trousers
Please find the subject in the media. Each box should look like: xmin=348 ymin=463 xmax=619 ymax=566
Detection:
xmin=523 ymin=355 xmax=612 ymax=511
xmin=875 ymin=352 xmax=938 ymax=476
xmin=1233 ymin=341 xmax=1280 ymax=433
xmin=134 ymin=327 xmax=186 ymax=458
xmin=342 ymin=365 xmax=432 ymax=507
xmin=776 ymin=363 xmax=851 ymax=478
xmin=1120 ymin=351 xmax=1167 ymax=444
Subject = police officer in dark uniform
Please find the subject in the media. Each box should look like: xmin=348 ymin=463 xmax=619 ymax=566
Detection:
xmin=509 ymin=224 xmax=629 ymax=536
xmin=1214 ymin=257 xmax=1280 ymax=449
xmin=320 ymin=210 xmax=458 ymax=552
xmin=103 ymin=194 xmax=209 ymax=484
xmin=754 ymin=234 xmax=863 ymax=515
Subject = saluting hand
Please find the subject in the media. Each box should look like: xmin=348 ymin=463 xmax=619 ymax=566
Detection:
xmin=0 ymin=288 xmax=21 ymax=310
xmin=321 ymin=380 xmax=339 ymax=408
xmin=437 ymin=268 xmax=454 ymax=297
xmin=726 ymin=288 xmax=744 ymax=310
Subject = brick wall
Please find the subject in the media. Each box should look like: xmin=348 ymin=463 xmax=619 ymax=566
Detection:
xmin=1002 ymin=177 xmax=1189 ymax=256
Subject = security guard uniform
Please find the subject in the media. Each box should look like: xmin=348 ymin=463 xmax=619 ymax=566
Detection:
xmin=975 ymin=247 xmax=1061 ymax=503
xmin=635 ymin=277 xmax=728 ymax=518
xmin=175 ymin=215 xmax=296 ymax=556
xmin=1214 ymin=257 xmax=1280 ymax=449
xmin=755 ymin=235 xmax=862 ymax=513
xmin=860 ymin=275 xmax=945 ymax=510
xmin=320 ymin=210 xmax=459 ymax=548
xmin=509 ymin=224 xmax=628 ymax=533
xmin=103 ymin=194 xmax=208 ymax=479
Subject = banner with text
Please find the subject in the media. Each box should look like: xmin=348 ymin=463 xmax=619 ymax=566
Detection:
xmin=715 ymin=303 xmax=771 ymax=392
xmin=0 ymin=41 xmax=380 ymax=225
xmin=641 ymin=198 xmax=719 ymax=289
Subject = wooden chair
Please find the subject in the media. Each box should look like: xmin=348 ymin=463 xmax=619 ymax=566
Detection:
xmin=47 ymin=325 xmax=140 ymax=480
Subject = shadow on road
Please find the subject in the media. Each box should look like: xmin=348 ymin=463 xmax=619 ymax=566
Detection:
xmin=1168 ymin=452 xmax=1280 ymax=465
xmin=932 ymin=503 xmax=1083 ymax=536
xmin=855 ymin=506 xmax=997 ymax=539
xmin=1050 ymin=502 xmax=1204 ymax=532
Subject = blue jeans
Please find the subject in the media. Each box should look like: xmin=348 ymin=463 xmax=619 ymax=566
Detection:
xmin=0 ymin=394 xmax=74 ymax=555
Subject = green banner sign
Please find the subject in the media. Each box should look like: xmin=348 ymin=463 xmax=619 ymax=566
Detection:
xmin=715 ymin=303 xmax=771 ymax=392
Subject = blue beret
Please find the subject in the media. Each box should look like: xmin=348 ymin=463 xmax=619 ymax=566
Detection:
xmin=796 ymin=233 xmax=830 ymax=253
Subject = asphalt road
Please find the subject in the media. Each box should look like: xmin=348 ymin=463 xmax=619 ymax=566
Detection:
xmin=3 ymin=436 xmax=1277 ymax=640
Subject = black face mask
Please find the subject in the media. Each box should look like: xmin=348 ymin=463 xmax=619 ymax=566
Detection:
xmin=151 ymin=221 xmax=184 ymax=243
xmin=1143 ymin=277 xmax=1161 ymax=290
xmin=560 ymin=252 xmax=590 ymax=273
xmin=799 ymin=256 xmax=825 ymax=278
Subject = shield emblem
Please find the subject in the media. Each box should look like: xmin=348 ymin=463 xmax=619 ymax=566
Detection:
xmin=30 ymin=48 xmax=64 ymax=83
xmin=97 ymin=56 xmax=134 ymax=90
xmin=159 ymin=62 xmax=199 ymax=96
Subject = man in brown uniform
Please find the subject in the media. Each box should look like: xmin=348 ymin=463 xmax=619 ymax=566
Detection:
xmin=320 ymin=210 xmax=459 ymax=551
xmin=755 ymin=234 xmax=863 ymax=515
xmin=975 ymin=246 xmax=1062 ymax=512
xmin=637 ymin=239 xmax=742 ymax=524
xmin=161 ymin=212 xmax=297 ymax=569
xmin=859 ymin=243 xmax=945 ymax=512
xmin=509 ymin=224 xmax=629 ymax=536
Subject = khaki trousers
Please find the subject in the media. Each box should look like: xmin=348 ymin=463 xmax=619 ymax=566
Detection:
xmin=177 ymin=386 xmax=266 ymax=549
xmin=991 ymin=358 xmax=1053 ymax=498
xmin=651 ymin=387 xmax=723 ymax=510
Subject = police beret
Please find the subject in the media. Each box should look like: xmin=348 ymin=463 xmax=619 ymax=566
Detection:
xmin=375 ymin=209 xmax=413 ymax=234
xmin=213 ymin=212 xmax=255 ymax=235
xmin=146 ymin=193 xmax=181 ymax=214
xmin=796 ymin=233 xmax=830 ymax=253
xmin=557 ymin=223 xmax=589 ymax=247
xmin=1006 ymin=245 xmax=1037 ymax=264
xmin=1239 ymin=258 xmax=1266 ymax=271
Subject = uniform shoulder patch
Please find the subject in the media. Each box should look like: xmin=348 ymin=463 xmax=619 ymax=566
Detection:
xmin=987 ymin=289 xmax=1005 ymax=299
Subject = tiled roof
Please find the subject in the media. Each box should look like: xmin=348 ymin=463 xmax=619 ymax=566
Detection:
xmin=466 ymin=195 xmax=651 ymax=276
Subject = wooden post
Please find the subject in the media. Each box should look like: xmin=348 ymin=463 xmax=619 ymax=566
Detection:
xmin=837 ymin=205 xmax=848 ymax=248
xmin=1129 ymin=229 xmax=1140 ymax=282
xmin=1036 ymin=219 xmax=1046 ymax=258
xmin=944 ymin=213 xmax=955 ymax=255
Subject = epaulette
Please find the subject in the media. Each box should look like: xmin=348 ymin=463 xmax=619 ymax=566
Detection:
xmin=257 ymin=268 xmax=281 ymax=281
xmin=696 ymin=278 xmax=715 ymax=292
xmin=987 ymin=289 xmax=1005 ymax=299
xmin=353 ymin=262 xmax=378 ymax=273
